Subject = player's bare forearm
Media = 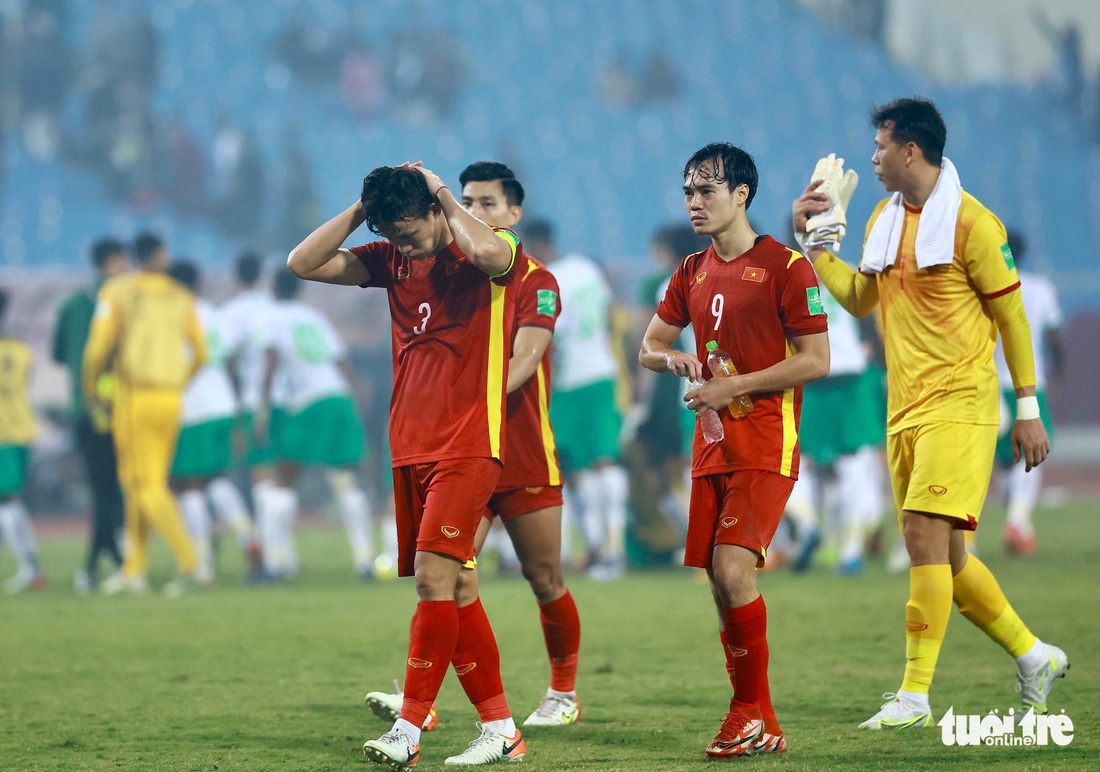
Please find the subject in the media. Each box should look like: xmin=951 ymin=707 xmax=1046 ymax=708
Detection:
xmin=506 ymin=326 xmax=552 ymax=393
xmin=639 ymin=314 xmax=702 ymax=379
xmin=437 ymin=188 xmax=513 ymax=276
xmin=688 ymin=332 xmax=829 ymax=411
xmin=287 ymin=201 xmax=370 ymax=285
xmin=811 ymin=251 xmax=879 ymax=318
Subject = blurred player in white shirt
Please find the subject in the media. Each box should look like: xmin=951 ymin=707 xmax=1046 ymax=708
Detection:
xmin=993 ymin=232 xmax=1064 ymax=555
xmin=259 ymin=269 xmax=385 ymax=579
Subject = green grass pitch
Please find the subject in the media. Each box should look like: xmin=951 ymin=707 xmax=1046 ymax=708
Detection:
xmin=1 ymin=501 xmax=1096 ymax=770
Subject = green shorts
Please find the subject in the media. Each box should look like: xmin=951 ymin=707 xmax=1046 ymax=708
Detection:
xmin=800 ymin=369 xmax=886 ymax=466
xmin=995 ymin=389 xmax=1054 ymax=467
xmin=236 ymin=410 xmax=283 ymax=468
xmin=550 ymin=379 xmax=621 ymax=472
xmin=172 ymin=417 xmax=235 ymax=479
xmin=278 ymin=395 xmax=365 ymax=467
xmin=0 ymin=445 xmax=29 ymax=496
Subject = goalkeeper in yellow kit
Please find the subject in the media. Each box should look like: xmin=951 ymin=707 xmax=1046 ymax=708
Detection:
xmin=83 ymin=232 xmax=206 ymax=596
xmin=792 ymin=98 xmax=1067 ymax=729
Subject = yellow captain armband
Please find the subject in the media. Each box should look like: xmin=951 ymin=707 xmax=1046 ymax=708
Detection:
xmin=490 ymin=228 xmax=519 ymax=278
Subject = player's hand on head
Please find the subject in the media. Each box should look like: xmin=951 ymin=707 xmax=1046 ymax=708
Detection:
xmin=664 ymin=351 xmax=703 ymax=380
xmin=402 ymin=161 xmax=447 ymax=198
xmin=1012 ymin=418 xmax=1051 ymax=473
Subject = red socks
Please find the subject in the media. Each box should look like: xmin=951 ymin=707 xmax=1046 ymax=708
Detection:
xmin=452 ymin=598 xmax=511 ymax=722
xmin=721 ymin=596 xmax=776 ymax=730
xmin=539 ymin=591 xmax=581 ymax=692
xmin=400 ymin=600 xmax=459 ymax=728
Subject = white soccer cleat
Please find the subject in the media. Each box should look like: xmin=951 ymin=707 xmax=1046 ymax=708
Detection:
xmin=1017 ymin=644 xmax=1070 ymax=720
xmin=99 ymin=571 xmax=149 ymax=596
xmin=2 ymin=567 xmax=45 ymax=595
xmin=363 ymin=727 xmax=420 ymax=770
xmin=522 ymin=692 xmax=581 ymax=726
xmin=858 ymin=693 xmax=932 ymax=729
xmin=366 ymin=681 xmax=438 ymax=731
xmin=444 ymin=723 xmax=526 ymax=765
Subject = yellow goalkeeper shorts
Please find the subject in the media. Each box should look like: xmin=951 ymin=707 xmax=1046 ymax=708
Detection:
xmin=887 ymin=422 xmax=998 ymax=531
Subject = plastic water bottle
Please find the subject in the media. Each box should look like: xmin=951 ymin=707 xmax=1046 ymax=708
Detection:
xmin=706 ymin=340 xmax=753 ymax=418
xmin=688 ymin=378 xmax=725 ymax=443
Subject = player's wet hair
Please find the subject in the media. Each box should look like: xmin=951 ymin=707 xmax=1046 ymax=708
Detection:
xmin=168 ymin=260 xmax=199 ymax=291
xmin=871 ymin=98 xmax=946 ymax=166
xmin=683 ymin=143 xmax=759 ymax=209
xmin=133 ymin=232 xmax=164 ymax=265
xmin=523 ymin=219 xmax=554 ymax=245
xmin=274 ymin=268 xmax=301 ymax=300
xmin=361 ymin=166 xmax=435 ymax=235
xmin=652 ymin=224 xmax=706 ymax=259
xmin=236 ymin=253 xmax=262 ymax=285
xmin=459 ymin=162 xmax=525 ymax=207
xmin=1006 ymin=230 xmax=1026 ymax=268
xmin=91 ymin=237 xmax=127 ymax=269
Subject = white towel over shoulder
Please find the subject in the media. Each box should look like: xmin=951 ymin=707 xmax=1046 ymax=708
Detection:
xmin=861 ymin=158 xmax=961 ymax=274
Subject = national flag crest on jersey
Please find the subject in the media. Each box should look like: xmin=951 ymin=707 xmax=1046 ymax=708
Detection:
xmin=742 ymin=266 xmax=766 ymax=282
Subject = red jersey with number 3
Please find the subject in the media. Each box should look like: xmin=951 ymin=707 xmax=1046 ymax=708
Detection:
xmin=656 ymin=236 xmax=828 ymax=479
xmin=498 ymin=254 xmax=563 ymax=489
xmin=351 ymin=229 xmax=519 ymax=467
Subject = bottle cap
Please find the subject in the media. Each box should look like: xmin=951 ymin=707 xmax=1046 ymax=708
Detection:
xmin=706 ymin=340 xmax=718 ymax=352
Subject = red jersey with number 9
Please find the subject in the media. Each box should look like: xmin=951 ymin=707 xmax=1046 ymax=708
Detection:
xmin=656 ymin=236 xmax=828 ymax=479
xmin=351 ymin=229 xmax=519 ymax=467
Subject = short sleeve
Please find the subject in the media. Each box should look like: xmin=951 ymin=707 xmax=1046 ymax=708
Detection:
xmin=779 ymin=254 xmax=829 ymax=337
xmin=516 ymin=261 xmax=560 ymax=332
xmin=964 ymin=213 xmax=1020 ymax=299
xmin=350 ymin=242 xmax=396 ymax=289
xmin=656 ymin=262 xmax=690 ymax=329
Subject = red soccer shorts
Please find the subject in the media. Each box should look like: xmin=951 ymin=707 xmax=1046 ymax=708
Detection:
xmin=392 ymin=457 xmax=502 ymax=577
xmin=685 ymin=469 xmax=795 ymax=570
xmin=486 ymin=485 xmax=564 ymax=522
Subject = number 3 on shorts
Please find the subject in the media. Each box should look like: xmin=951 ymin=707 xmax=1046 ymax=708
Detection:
xmin=413 ymin=302 xmax=432 ymax=335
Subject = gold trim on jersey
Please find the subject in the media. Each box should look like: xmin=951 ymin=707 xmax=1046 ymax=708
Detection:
xmin=780 ymin=340 xmax=798 ymax=477
xmin=486 ymin=283 xmax=507 ymax=458
xmin=535 ymin=362 xmax=561 ymax=486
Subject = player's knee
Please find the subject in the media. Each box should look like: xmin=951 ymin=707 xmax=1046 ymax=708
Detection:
xmin=711 ymin=562 xmax=755 ymax=607
xmin=523 ymin=559 xmax=564 ymax=603
xmin=413 ymin=557 xmax=459 ymax=601
xmin=454 ymin=567 xmax=480 ymax=607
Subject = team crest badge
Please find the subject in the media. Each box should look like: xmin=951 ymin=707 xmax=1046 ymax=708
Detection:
xmin=695 ymin=271 xmax=707 ymax=284
xmin=929 ymin=485 xmax=948 ymax=497
xmin=720 ymin=516 xmax=738 ymax=528
xmin=396 ymin=263 xmax=410 ymax=280
xmin=441 ymin=525 xmax=461 ymax=538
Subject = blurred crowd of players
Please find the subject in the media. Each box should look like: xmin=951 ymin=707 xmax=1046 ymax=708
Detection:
xmin=0 ymin=199 xmax=1064 ymax=597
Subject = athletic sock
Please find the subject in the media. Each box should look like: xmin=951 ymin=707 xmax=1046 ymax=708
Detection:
xmin=483 ymin=717 xmax=517 ymax=736
xmin=897 ymin=689 xmax=931 ymax=712
xmin=952 ymin=555 xmax=1037 ymax=659
xmin=178 ymin=490 xmax=213 ymax=580
xmin=452 ymin=598 xmax=512 ymax=722
xmin=574 ymin=469 xmax=605 ymax=553
xmin=900 ymin=564 xmax=953 ymax=695
xmin=1015 ymin=638 xmax=1051 ymax=672
xmin=400 ymin=600 xmax=460 ymax=730
xmin=338 ymin=485 xmax=373 ymax=571
xmin=393 ymin=718 xmax=421 ymax=745
xmin=0 ymin=501 xmax=39 ymax=573
xmin=538 ymin=591 xmax=581 ymax=692
xmin=206 ymin=476 xmax=253 ymax=547
xmin=600 ymin=465 xmax=629 ymax=562
xmin=720 ymin=628 xmax=780 ymax=732
xmin=1006 ymin=463 xmax=1041 ymax=532
xmin=253 ymin=480 xmax=280 ymax=573
xmin=721 ymin=595 xmax=770 ymax=709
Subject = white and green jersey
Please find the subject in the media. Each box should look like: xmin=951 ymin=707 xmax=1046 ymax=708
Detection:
xmin=820 ymin=287 xmax=867 ymax=377
xmin=221 ymin=288 xmax=279 ymax=411
xmin=181 ymin=300 xmax=241 ymax=426
xmin=995 ymin=270 xmax=1062 ymax=390
xmin=552 ymin=253 xmax=617 ymax=392
xmin=268 ymin=300 xmax=351 ymax=413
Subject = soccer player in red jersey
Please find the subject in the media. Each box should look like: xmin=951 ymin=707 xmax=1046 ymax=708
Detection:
xmin=456 ymin=162 xmax=581 ymax=726
xmin=288 ymin=162 xmax=527 ymax=767
xmin=639 ymin=144 xmax=831 ymax=758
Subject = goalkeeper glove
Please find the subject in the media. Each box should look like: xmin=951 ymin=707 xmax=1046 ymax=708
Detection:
xmin=798 ymin=153 xmax=858 ymax=253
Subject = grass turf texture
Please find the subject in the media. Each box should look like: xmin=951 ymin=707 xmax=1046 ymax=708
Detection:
xmin=1 ymin=501 xmax=1096 ymax=771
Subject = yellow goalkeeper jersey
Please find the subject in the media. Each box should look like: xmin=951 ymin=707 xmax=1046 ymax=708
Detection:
xmin=83 ymin=271 xmax=205 ymax=395
xmin=861 ymin=191 xmax=1020 ymax=432
xmin=0 ymin=338 xmax=35 ymax=445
